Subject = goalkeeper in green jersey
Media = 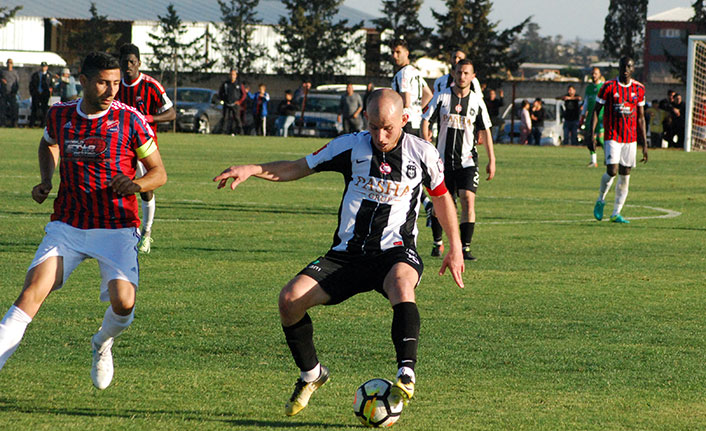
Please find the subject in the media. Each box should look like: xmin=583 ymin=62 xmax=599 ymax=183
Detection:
xmin=580 ymin=67 xmax=605 ymax=167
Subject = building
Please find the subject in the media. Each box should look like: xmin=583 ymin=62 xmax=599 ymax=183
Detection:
xmin=0 ymin=0 xmax=378 ymax=75
xmin=644 ymin=7 xmax=696 ymax=84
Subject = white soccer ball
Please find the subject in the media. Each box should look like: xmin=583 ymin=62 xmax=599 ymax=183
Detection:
xmin=353 ymin=378 xmax=403 ymax=428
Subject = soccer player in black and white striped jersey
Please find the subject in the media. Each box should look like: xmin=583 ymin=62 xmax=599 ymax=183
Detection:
xmin=422 ymin=59 xmax=496 ymax=261
xmin=391 ymin=39 xmax=433 ymax=137
xmin=215 ymin=89 xmax=465 ymax=417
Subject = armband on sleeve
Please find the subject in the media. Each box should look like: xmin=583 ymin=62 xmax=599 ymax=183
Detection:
xmin=136 ymin=138 xmax=157 ymax=159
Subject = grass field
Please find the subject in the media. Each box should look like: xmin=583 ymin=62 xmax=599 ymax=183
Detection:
xmin=0 ymin=128 xmax=705 ymax=430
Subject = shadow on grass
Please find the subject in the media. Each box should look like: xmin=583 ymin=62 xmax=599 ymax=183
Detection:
xmin=0 ymin=398 xmax=344 ymax=428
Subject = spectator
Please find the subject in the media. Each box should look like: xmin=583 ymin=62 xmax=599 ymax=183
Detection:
xmin=55 ymin=68 xmax=79 ymax=102
xmin=293 ymin=80 xmax=312 ymax=110
xmin=559 ymin=85 xmax=582 ymax=145
xmin=673 ymin=93 xmax=685 ymax=148
xmin=529 ymin=98 xmax=545 ymax=145
xmin=485 ymin=88 xmax=504 ymax=139
xmin=29 ymin=61 xmax=53 ymax=128
xmin=249 ymin=83 xmax=270 ymax=136
xmin=645 ymin=99 xmax=665 ymax=148
xmin=661 ymin=89 xmax=677 ymax=145
xmin=275 ymin=90 xmax=297 ymax=137
xmin=519 ymin=100 xmax=531 ymax=145
xmin=0 ymin=58 xmax=19 ymax=127
xmin=337 ymin=83 xmax=363 ymax=134
xmin=218 ymin=69 xmax=246 ymax=135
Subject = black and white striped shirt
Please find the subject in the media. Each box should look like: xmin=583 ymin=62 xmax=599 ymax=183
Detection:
xmin=306 ymin=131 xmax=447 ymax=254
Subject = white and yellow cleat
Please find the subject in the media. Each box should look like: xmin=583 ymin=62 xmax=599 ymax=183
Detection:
xmin=138 ymin=230 xmax=153 ymax=254
xmin=285 ymin=365 xmax=330 ymax=416
xmin=390 ymin=374 xmax=415 ymax=406
xmin=91 ymin=335 xmax=114 ymax=390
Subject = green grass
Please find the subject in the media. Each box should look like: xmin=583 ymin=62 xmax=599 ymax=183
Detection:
xmin=0 ymin=129 xmax=705 ymax=430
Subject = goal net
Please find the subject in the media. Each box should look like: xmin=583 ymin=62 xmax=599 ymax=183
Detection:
xmin=685 ymin=35 xmax=706 ymax=151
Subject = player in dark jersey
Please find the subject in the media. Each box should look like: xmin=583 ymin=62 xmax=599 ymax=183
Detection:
xmin=117 ymin=43 xmax=175 ymax=253
xmin=591 ymin=56 xmax=648 ymax=224
xmin=214 ymin=89 xmax=465 ymax=416
xmin=422 ymin=59 xmax=496 ymax=260
xmin=0 ymin=52 xmax=167 ymax=390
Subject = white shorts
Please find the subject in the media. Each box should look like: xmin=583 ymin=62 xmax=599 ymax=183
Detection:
xmin=29 ymin=221 xmax=140 ymax=301
xmin=136 ymin=161 xmax=146 ymax=178
xmin=604 ymin=140 xmax=637 ymax=167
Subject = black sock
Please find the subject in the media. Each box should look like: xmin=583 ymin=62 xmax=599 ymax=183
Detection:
xmin=282 ymin=313 xmax=318 ymax=372
xmin=391 ymin=302 xmax=420 ymax=371
xmin=460 ymin=222 xmax=475 ymax=248
xmin=431 ymin=216 xmax=443 ymax=243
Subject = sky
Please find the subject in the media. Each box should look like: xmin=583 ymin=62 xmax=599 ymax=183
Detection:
xmin=345 ymin=0 xmax=694 ymax=42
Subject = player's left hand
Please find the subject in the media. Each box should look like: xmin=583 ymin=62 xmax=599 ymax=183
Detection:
xmin=486 ymin=160 xmax=496 ymax=181
xmin=109 ymin=174 xmax=141 ymax=196
xmin=439 ymin=248 xmax=465 ymax=288
xmin=641 ymin=149 xmax=648 ymax=163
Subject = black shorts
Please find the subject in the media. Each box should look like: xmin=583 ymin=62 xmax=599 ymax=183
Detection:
xmin=297 ymin=247 xmax=424 ymax=305
xmin=444 ymin=166 xmax=480 ymax=195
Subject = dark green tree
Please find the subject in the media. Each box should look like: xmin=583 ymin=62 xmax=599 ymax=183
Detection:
xmin=372 ymin=0 xmax=430 ymax=75
xmin=276 ymin=0 xmax=363 ymax=80
xmin=147 ymin=3 xmax=215 ymax=83
xmin=68 ymin=3 xmax=122 ymax=56
xmin=216 ymin=0 xmax=267 ymax=73
xmin=602 ymin=0 xmax=648 ymax=61
xmin=0 ymin=4 xmax=22 ymax=28
xmin=432 ymin=0 xmax=528 ymax=83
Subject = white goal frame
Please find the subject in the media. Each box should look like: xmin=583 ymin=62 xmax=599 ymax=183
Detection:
xmin=684 ymin=35 xmax=706 ymax=152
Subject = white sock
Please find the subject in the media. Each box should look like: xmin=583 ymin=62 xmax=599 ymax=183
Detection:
xmin=598 ymin=173 xmax=615 ymax=202
xmin=590 ymin=152 xmax=597 ymax=164
xmin=0 ymin=305 xmax=33 ymax=370
xmin=142 ymin=197 xmax=156 ymax=233
xmin=93 ymin=306 xmax=134 ymax=347
xmin=422 ymin=196 xmax=431 ymax=207
xmin=300 ymin=362 xmax=321 ymax=383
xmin=612 ymin=175 xmax=630 ymax=216
xmin=397 ymin=366 xmax=416 ymax=383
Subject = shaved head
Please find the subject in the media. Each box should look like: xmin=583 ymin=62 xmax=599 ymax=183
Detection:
xmin=365 ymin=89 xmax=407 ymax=152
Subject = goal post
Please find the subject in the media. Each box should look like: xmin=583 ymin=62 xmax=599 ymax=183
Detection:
xmin=684 ymin=35 xmax=706 ymax=152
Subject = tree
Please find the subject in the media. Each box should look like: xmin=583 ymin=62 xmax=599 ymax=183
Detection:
xmin=602 ymin=0 xmax=648 ymax=61
xmin=67 ymin=3 xmax=122 ymax=56
xmin=432 ymin=0 xmax=529 ymax=84
xmin=0 ymin=4 xmax=21 ymax=29
xmin=216 ymin=0 xmax=267 ymax=73
xmin=276 ymin=0 xmax=363 ymax=80
xmin=147 ymin=3 xmax=215 ymax=83
xmin=372 ymin=0 xmax=431 ymax=75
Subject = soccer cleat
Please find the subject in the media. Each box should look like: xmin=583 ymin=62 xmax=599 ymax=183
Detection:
xmin=593 ymin=200 xmax=605 ymax=221
xmin=138 ymin=230 xmax=153 ymax=254
xmin=91 ymin=335 xmax=114 ymax=390
xmin=390 ymin=374 xmax=415 ymax=406
xmin=424 ymin=200 xmax=434 ymax=228
xmin=587 ymin=161 xmax=598 ymax=167
xmin=285 ymin=365 xmax=330 ymax=416
xmin=610 ymin=214 xmax=630 ymax=224
xmin=431 ymin=243 xmax=444 ymax=257
xmin=462 ymin=247 xmax=477 ymax=261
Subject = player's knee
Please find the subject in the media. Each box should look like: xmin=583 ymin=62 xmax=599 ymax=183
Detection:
xmin=111 ymin=301 xmax=134 ymax=316
xmin=140 ymin=191 xmax=153 ymax=201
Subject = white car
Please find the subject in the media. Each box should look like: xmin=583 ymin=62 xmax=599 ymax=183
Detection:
xmin=495 ymin=98 xmax=565 ymax=146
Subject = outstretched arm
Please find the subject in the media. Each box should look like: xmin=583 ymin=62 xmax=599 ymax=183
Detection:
xmin=430 ymin=192 xmax=465 ymax=288
xmin=213 ymin=158 xmax=314 ymax=190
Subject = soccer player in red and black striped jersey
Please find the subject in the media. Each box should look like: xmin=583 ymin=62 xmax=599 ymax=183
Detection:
xmin=590 ymin=56 xmax=648 ymax=224
xmin=0 ymin=52 xmax=167 ymax=390
xmin=215 ymin=89 xmax=465 ymax=416
xmin=117 ymin=43 xmax=175 ymax=253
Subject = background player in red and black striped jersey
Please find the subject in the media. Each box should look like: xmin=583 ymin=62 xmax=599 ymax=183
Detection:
xmin=0 ymin=52 xmax=167 ymax=390
xmin=117 ymin=43 xmax=175 ymax=253
xmin=590 ymin=56 xmax=648 ymax=224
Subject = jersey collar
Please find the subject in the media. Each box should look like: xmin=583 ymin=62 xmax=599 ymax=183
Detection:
xmin=122 ymin=73 xmax=144 ymax=87
xmin=77 ymin=98 xmax=112 ymax=119
xmin=616 ymin=78 xmax=633 ymax=88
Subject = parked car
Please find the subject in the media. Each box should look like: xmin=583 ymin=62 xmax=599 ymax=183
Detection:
xmin=292 ymin=92 xmax=343 ymax=138
xmin=164 ymin=87 xmax=223 ymax=134
xmin=495 ymin=98 xmax=564 ymax=146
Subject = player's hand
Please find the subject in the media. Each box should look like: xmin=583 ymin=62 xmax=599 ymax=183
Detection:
xmin=439 ymin=248 xmax=465 ymax=288
xmin=486 ymin=160 xmax=496 ymax=181
xmin=213 ymin=165 xmax=252 ymax=190
xmin=32 ymin=182 xmax=52 ymax=204
xmin=109 ymin=174 xmax=141 ymax=196
xmin=641 ymin=148 xmax=648 ymax=164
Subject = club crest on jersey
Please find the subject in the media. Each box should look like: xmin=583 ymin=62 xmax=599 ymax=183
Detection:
xmin=63 ymin=120 xmax=72 ymax=129
xmin=66 ymin=136 xmax=109 ymax=161
xmin=106 ymin=120 xmax=119 ymax=132
xmin=406 ymin=163 xmax=417 ymax=179
xmin=379 ymin=162 xmax=392 ymax=175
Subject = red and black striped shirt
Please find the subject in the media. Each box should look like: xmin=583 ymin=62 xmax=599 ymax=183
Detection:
xmin=596 ymin=78 xmax=645 ymax=143
xmin=44 ymin=99 xmax=155 ymax=229
xmin=116 ymin=73 xmax=172 ymax=136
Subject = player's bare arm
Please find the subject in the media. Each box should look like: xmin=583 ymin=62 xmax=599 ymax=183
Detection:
xmin=214 ymin=158 xmax=314 ymax=190
xmin=421 ymin=119 xmax=432 ymax=142
xmin=150 ymin=106 xmax=176 ymax=123
xmin=479 ymin=129 xmax=496 ymax=180
xmin=421 ymin=84 xmax=433 ymax=109
xmin=109 ymin=149 xmax=167 ymax=196
xmin=32 ymin=138 xmax=60 ymax=204
xmin=637 ymin=105 xmax=648 ymax=163
xmin=429 ymin=192 xmax=465 ymax=288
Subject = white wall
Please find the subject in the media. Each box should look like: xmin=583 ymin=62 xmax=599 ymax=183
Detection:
xmin=0 ymin=17 xmax=45 ymax=51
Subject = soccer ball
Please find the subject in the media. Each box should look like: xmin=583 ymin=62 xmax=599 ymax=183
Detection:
xmin=353 ymin=378 xmax=403 ymax=428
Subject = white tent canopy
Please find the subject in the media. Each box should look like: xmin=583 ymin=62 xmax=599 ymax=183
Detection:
xmin=0 ymin=50 xmax=67 ymax=67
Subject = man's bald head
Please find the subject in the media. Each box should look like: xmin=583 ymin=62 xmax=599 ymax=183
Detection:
xmin=366 ymin=89 xmax=404 ymax=121
xmin=365 ymin=89 xmax=407 ymax=152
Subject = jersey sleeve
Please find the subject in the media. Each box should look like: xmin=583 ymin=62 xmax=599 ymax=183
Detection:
xmin=398 ymin=67 xmax=412 ymax=93
xmin=421 ymin=144 xmax=447 ymax=196
xmin=154 ymin=84 xmax=173 ymax=114
xmin=305 ymin=135 xmax=354 ymax=173
xmin=132 ymin=111 xmax=158 ymax=159
xmin=596 ymin=81 xmax=609 ymax=105
xmin=42 ymin=105 xmax=60 ymax=145
xmin=637 ymin=85 xmax=645 ymax=107
xmin=422 ymin=92 xmax=441 ymax=122
xmin=476 ymin=97 xmax=492 ymax=130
